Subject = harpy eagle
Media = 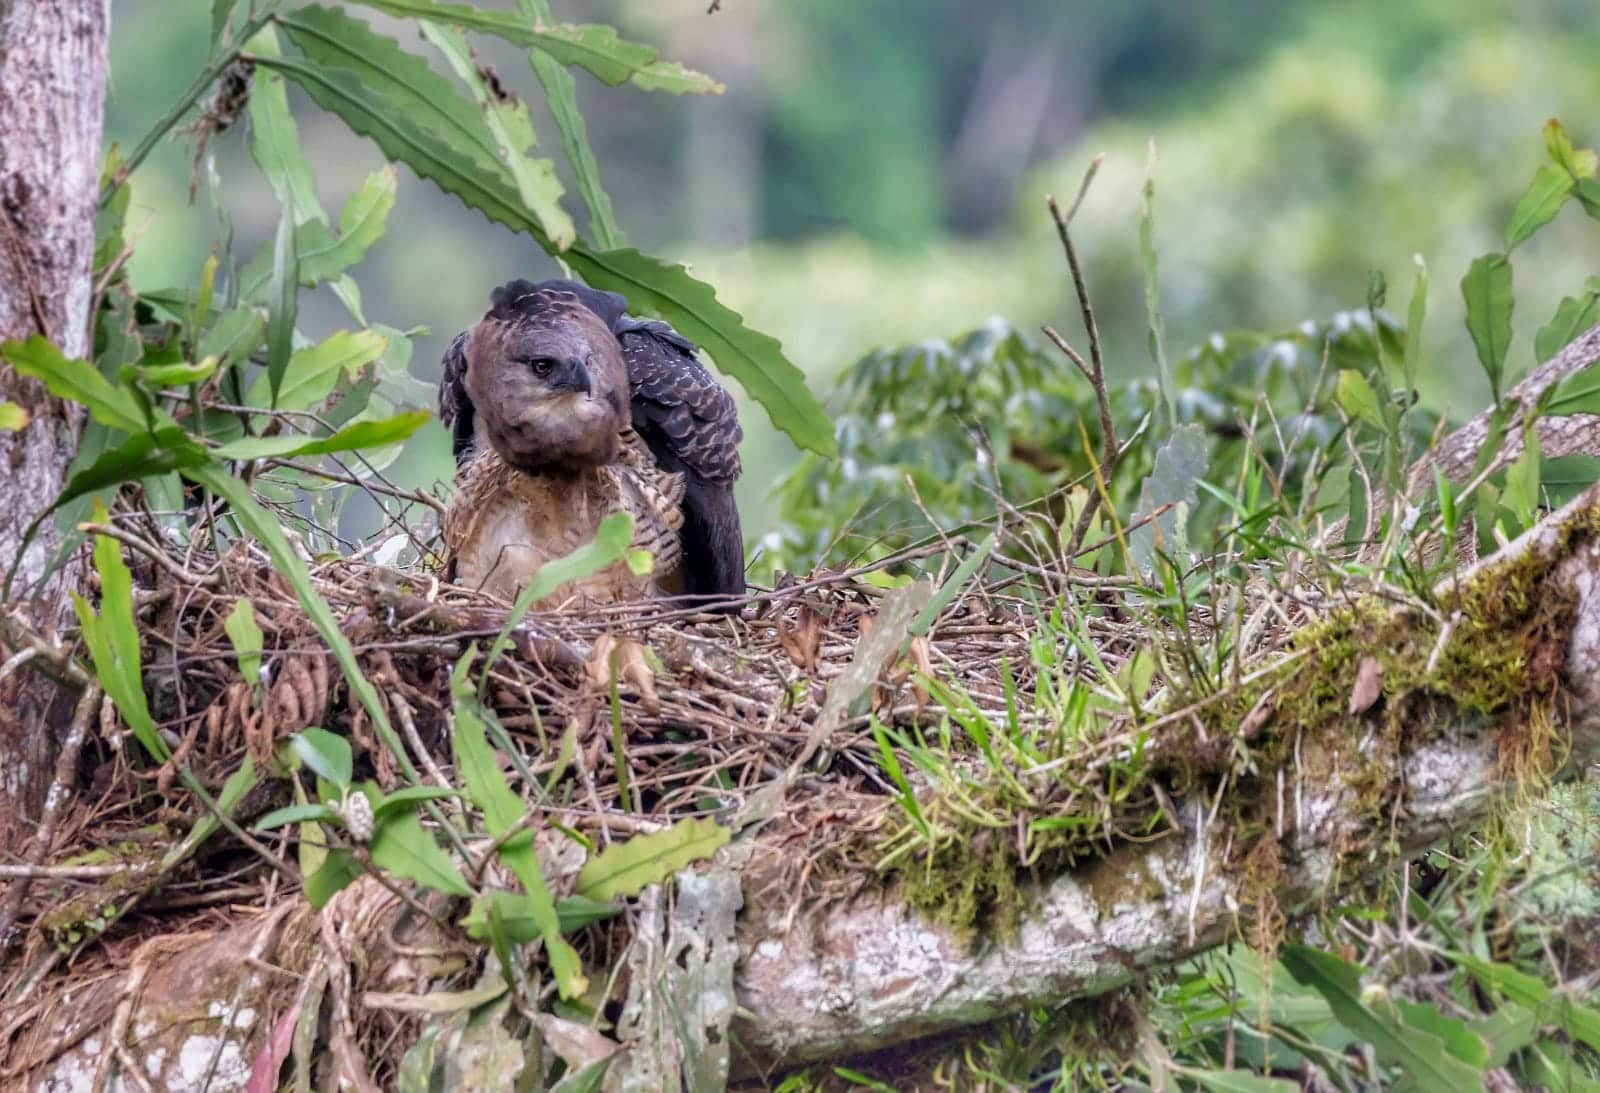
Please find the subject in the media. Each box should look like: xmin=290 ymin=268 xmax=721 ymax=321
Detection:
xmin=438 ymin=279 xmax=744 ymax=610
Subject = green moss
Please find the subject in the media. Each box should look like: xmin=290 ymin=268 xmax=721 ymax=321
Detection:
xmin=856 ymin=502 xmax=1597 ymax=943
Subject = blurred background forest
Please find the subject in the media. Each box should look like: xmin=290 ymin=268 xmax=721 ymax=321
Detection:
xmin=107 ymin=0 xmax=1600 ymax=558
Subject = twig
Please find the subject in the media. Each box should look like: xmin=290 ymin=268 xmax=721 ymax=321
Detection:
xmin=0 ymin=683 xmax=100 ymax=953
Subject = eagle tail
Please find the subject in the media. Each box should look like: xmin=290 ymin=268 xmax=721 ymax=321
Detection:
xmin=679 ymin=477 xmax=745 ymax=610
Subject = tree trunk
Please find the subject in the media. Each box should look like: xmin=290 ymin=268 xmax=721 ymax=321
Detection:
xmin=0 ymin=0 xmax=111 ymax=855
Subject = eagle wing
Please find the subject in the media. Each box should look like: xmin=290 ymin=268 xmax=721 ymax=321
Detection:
xmin=615 ymin=317 xmax=745 ymax=604
xmin=439 ymin=330 xmax=475 ymax=465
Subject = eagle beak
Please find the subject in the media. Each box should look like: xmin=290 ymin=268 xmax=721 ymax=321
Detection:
xmin=548 ymin=357 xmax=592 ymax=397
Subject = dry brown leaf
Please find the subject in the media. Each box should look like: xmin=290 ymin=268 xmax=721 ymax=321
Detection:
xmin=1348 ymin=655 xmax=1384 ymax=715
xmin=776 ymin=605 xmax=823 ymax=672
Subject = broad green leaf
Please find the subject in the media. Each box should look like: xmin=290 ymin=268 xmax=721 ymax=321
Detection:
xmin=1534 ymin=291 xmax=1599 ymax=364
xmin=211 ymin=0 xmax=239 ymax=45
xmin=516 ymin=22 xmax=722 ymax=94
xmin=1336 ymin=369 xmax=1385 ymax=430
xmin=137 ymin=357 xmax=218 ymax=388
xmin=1503 ymin=431 xmax=1541 ymax=529
xmin=73 ymin=506 xmax=167 ymax=763
xmin=574 ymin=816 xmax=730 ymax=901
xmin=1578 ymin=178 xmax=1600 ymax=221
xmin=1129 ymin=423 xmax=1207 ymax=571
xmin=1467 ymin=1003 xmax=1538 ymax=1068
xmin=566 ymin=247 xmax=834 ymax=456
xmin=1461 ymin=254 xmax=1514 ymax=403
xmin=265 ymin=211 xmax=299 ymax=405
xmin=519 ymin=0 xmax=621 ymax=249
xmin=450 ymin=652 xmax=587 ymax=999
xmin=0 ymin=402 xmax=27 ymax=430
xmin=372 ymin=785 xmax=463 ymax=819
xmin=299 ymin=166 xmax=397 ymax=284
xmin=1403 ymin=254 xmax=1427 ymax=395
xmin=421 ymin=22 xmax=575 ymax=249
xmin=1505 ymin=164 xmax=1572 ymax=250
xmin=275 ymin=6 xmax=501 ymax=174
xmin=245 ymin=328 xmax=387 ymax=411
xmin=199 ymin=306 xmax=266 ymax=372
xmin=1523 ymin=1040 xmax=1600 ymax=1092
xmin=4 ymin=335 xmax=145 ymax=433
xmin=254 ymin=802 xmax=340 ymax=831
xmin=212 ymin=409 xmax=429 ymax=462
xmin=1395 ymin=999 xmax=1491 ymax=1069
xmin=346 ymin=2 xmax=721 ymax=93
xmin=1540 ymin=454 xmax=1600 ymax=506
xmin=291 ymin=728 xmax=352 ymax=788
xmin=247 ymin=25 xmax=325 ymax=227
xmin=1281 ymin=946 xmax=1487 ymax=1092
xmin=909 ymin=534 xmax=994 ymax=637
xmin=1448 ymin=950 xmax=1600 ymax=1052
xmin=370 ymin=806 xmax=473 ymax=897
xmin=1545 ymin=118 xmax=1597 ymax=179
xmin=1185 ymin=1072 xmax=1299 ymax=1093
xmin=1546 ymin=359 xmax=1600 ymax=415
xmin=305 ymin=849 xmax=360 ymax=908
xmin=42 ymin=428 xmax=205 ymax=520
xmin=225 ymin=598 xmax=264 ymax=683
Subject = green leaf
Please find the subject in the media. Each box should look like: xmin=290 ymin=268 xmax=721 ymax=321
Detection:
xmin=274 ymin=7 xmax=502 ymax=175
xmin=73 ymin=506 xmax=167 ymax=763
xmin=421 ymin=22 xmax=575 ymax=249
xmin=1129 ymin=423 xmax=1207 ymax=571
xmin=1461 ymin=254 xmax=1514 ymax=403
xmin=1546 ymin=359 xmax=1600 ymax=415
xmin=137 ymin=358 xmax=218 ymax=389
xmin=370 ymin=806 xmax=473 ymax=897
xmin=1395 ymin=999 xmax=1491 ymax=1069
xmin=1578 ymin=178 xmax=1600 ymax=221
xmin=224 ymin=598 xmax=264 ymax=683
xmin=305 ymin=849 xmax=360 ymax=908
xmin=3 ymin=335 xmax=145 ymax=433
xmin=909 ymin=534 xmax=994 ymax=638
xmin=299 ymin=166 xmax=397 ymax=284
xmin=1336 ymin=368 xmax=1385 ymax=430
xmin=0 ymin=401 xmax=26 ymax=430
xmin=1534 ymin=291 xmax=1599 ymax=364
xmin=43 ymin=428 xmax=207 ymax=522
xmin=566 ymin=247 xmax=835 ymax=456
xmin=1503 ymin=431 xmax=1541 ymax=529
xmin=1447 ymin=950 xmax=1600 ymax=1052
xmin=1185 ymin=1072 xmax=1300 ymax=1093
xmin=245 ymin=328 xmax=387 ymax=411
xmin=1281 ymin=946 xmax=1487 ymax=1092
xmin=519 ymin=0 xmax=621 ymax=249
xmin=1403 ymin=254 xmax=1428 ymax=395
xmin=1540 ymin=454 xmax=1600 ymax=506
xmin=1505 ymin=164 xmax=1573 ymax=250
xmin=574 ymin=816 xmax=730 ymax=901
xmin=254 ymin=802 xmax=340 ymax=831
xmin=199 ymin=306 xmax=266 ymax=372
xmin=291 ymin=728 xmax=352 ymax=788
xmin=212 ymin=409 xmax=430 ymax=462
xmin=265 ymin=211 xmax=299 ymax=405
xmin=1467 ymin=1004 xmax=1538 ymax=1068
xmin=247 ymin=25 xmax=324 ymax=226
xmin=372 ymin=785 xmax=463 ymax=819
xmin=515 ymin=22 xmax=722 ymax=94
xmin=450 ymin=653 xmax=587 ymax=999
xmin=1545 ymin=117 xmax=1597 ymax=179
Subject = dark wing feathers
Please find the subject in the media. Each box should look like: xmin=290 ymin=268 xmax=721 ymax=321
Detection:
xmin=618 ymin=327 xmax=745 ymax=603
xmin=440 ymin=330 xmax=475 ymax=464
xmin=440 ymin=278 xmax=746 ymax=607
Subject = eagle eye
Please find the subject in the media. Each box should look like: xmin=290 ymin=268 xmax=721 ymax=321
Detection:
xmin=528 ymin=357 xmax=555 ymax=377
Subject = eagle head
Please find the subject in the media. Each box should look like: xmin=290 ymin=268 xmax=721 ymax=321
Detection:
xmin=463 ymin=282 xmax=631 ymax=473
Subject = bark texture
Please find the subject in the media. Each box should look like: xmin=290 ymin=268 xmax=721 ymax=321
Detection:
xmin=0 ymin=0 xmax=111 ymax=857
